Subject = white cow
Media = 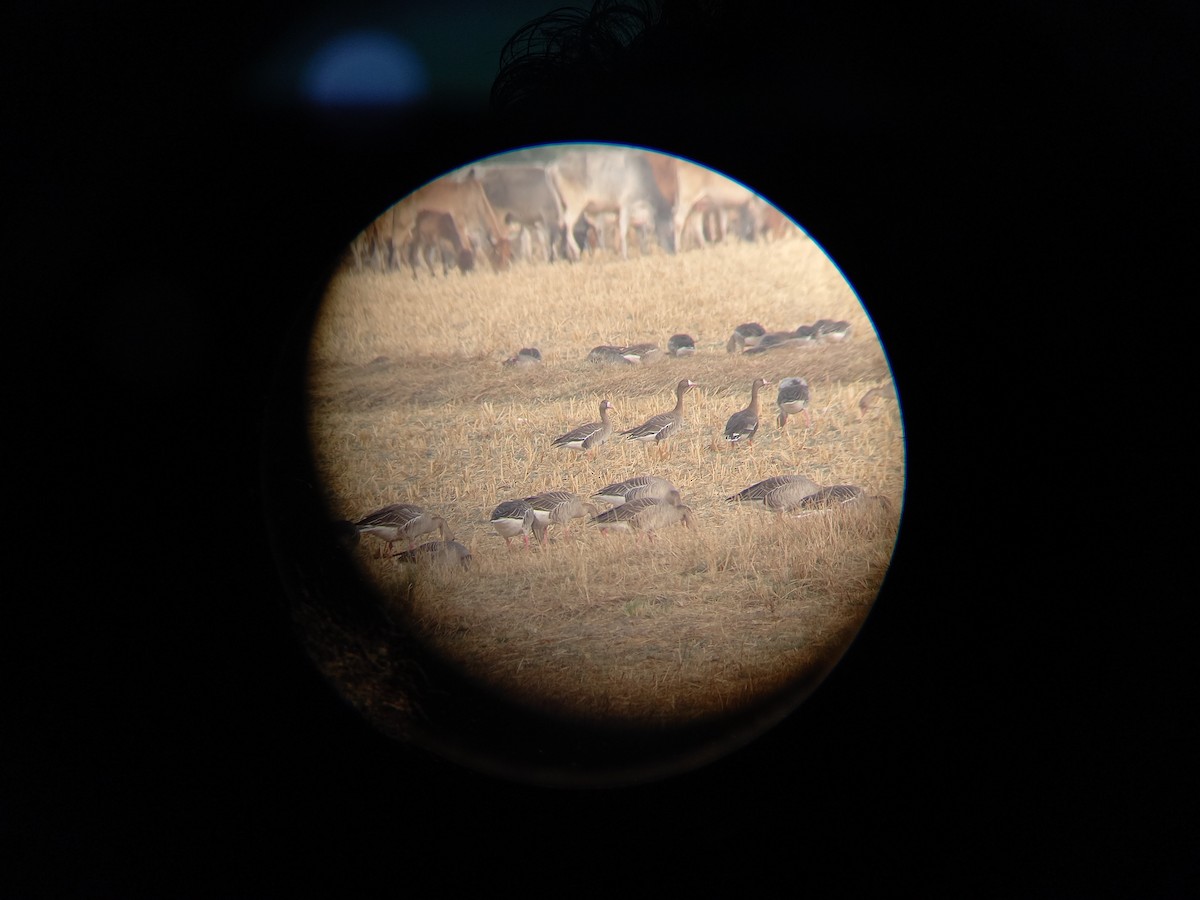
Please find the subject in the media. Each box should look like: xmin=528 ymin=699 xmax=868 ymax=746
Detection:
xmin=548 ymin=147 xmax=675 ymax=260
xmin=473 ymin=164 xmax=570 ymax=263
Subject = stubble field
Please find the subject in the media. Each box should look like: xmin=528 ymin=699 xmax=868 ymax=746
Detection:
xmin=304 ymin=233 xmax=904 ymax=730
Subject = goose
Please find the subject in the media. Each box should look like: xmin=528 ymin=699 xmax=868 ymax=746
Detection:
xmin=813 ymin=319 xmax=852 ymax=342
xmin=792 ymin=324 xmax=819 ymax=341
xmin=724 ymin=377 xmax=772 ymax=445
xmin=858 ymin=380 xmax=897 ymax=416
xmin=392 ymin=539 xmax=473 ymax=569
xmin=551 ymin=399 xmax=615 ymax=453
xmin=725 ymin=475 xmax=823 ymax=512
xmin=591 ymin=474 xmax=678 ymax=507
xmin=353 ymin=503 xmax=453 ymax=553
xmin=527 ymin=490 xmax=600 ymax=543
xmin=503 ymin=347 xmax=542 ymax=367
xmin=667 ymin=333 xmax=696 ymax=357
xmin=587 ymin=344 xmax=635 ymax=365
xmin=490 ymin=497 xmax=543 ymax=549
xmin=741 ymin=329 xmax=810 ymax=354
xmin=620 ymin=378 xmax=697 ymax=456
xmin=796 ymin=482 xmax=892 ymax=511
xmin=589 ymin=492 xmax=695 ymax=539
xmin=789 ymin=484 xmax=894 ymax=514
xmin=776 ymin=376 xmax=811 ymax=428
xmin=620 ymin=342 xmax=664 ymax=366
xmin=726 ymin=322 xmax=766 ymax=353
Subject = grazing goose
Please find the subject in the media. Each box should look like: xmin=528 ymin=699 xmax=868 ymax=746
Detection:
xmin=551 ymin=399 xmax=615 ymax=453
xmin=591 ymin=474 xmax=678 ymax=507
xmin=667 ymin=333 xmax=696 ymax=357
xmin=789 ymin=483 xmax=892 ymax=513
xmin=590 ymin=492 xmax=695 ymax=539
xmin=858 ymin=380 xmax=897 ymax=416
xmin=813 ymin=319 xmax=852 ymax=342
xmin=742 ymin=329 xmax=810 ymax=354
xmin=792 ymin=324 xmax=819 ymax=341
xmin=725 ymin=475 xmax=823 ymax=512
xmin=353 ymin=503 xmax=453 ymax=553
xmin=527 ymin=490 xmax=600 ymax=543
xmin=724 ymin=377 xmax=772 ymax=445
xmin=503 ymin=347 xmax=542 ymax=367
xmin=490 ymin=497 xmax=543 ymax=549
xmin=620 ymin=378 xmax=697 ymax=456
xmin=393 ymin=539 xmax=473 ymax=569
xmin=776 ymin=376 xmax=811 ymax=428
xmin=726 ymin=322 xmax=766 ymax=353
xmin=621 ymin=342 xmax=664 ymax=366
xmin=587 ymin=344 xmax=634 ymax=365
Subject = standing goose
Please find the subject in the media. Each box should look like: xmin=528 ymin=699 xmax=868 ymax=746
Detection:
xmin=551 ymin=400 xmax=615 ymax=453
xmin=724 ymin=377 xmax=772 ymax=446
xmin=353 ymin=503 xmax=453 ymax=554
xmin=725 ymin=475 xmax=823 ymax=512
xmin=490 ymin=497 xmax=543 ymax=549
xmin=527 ymin=490 xmax=600 ymax=543
xmin=620 ymin=378 xmax=698 ymax=457
xmin=776 ymin=376 xmax=811 ymax=428
xmin=393 ymin=539 xmax=473 ymax=569
xmin=591 ymin=474 xmax=678 ymax=507
xmin=589 ymin=491 xmax=695 ymax=540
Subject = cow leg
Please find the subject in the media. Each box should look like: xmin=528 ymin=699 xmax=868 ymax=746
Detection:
xmin=617 ymin=205 xmax=630 ymax=259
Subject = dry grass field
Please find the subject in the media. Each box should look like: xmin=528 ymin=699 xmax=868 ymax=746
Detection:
xmin=304 ymin=232 xmax=904 ymax=732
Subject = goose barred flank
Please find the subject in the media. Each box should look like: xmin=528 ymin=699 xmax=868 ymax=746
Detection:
xmin=619 ymin=379 xmax=697 ymax=454
xmin=725 ymin=475 xmax=823 ymax=512
xmin=551 ymin=400 xmax=615 ymax=452
xmin=526 ymin=491 xmax=600 ymax=543
xmin=591 ymin=474 xmax=678 ymax=506
xmin=589 ymin=492 xmax=694 ymax=538
xmin=353 ymin=503 xmax=453 ymax=552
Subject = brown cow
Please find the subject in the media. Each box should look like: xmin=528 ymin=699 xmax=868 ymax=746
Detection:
xmin=645 ymin=153 xmax=762 ymax=252
xmin=385 ymin=171 xmax=512 ymax=274
xmin=405 ymin=210 xmax=476 ymax=278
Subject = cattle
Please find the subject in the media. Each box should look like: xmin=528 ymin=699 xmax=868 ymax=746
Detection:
xmin=404 ymin=210 xmax=476 ymax=278
xmin=348 ymin=215 xmax=395 ymax=271
xmin=548 ymin=147 xmax=675 ymax=260
xmin=644 ymin=153 xmax=763 ymax=252
xmin=474 ymin=164 xmax=570 ymax=263
xmin=382 ymin=171 xmax=512 ymax=275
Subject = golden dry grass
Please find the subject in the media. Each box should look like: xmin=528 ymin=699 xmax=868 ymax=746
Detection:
xmin=306 ymin=234 xmax=904 ymax=729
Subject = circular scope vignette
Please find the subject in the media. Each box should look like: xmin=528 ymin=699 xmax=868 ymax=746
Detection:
xmin=265 ymin=143 xmax=905 ymax=787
